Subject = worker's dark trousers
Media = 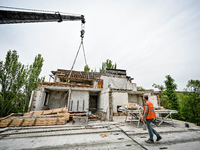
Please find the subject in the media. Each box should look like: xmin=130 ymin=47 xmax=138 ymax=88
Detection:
xmin=146 ymin=119 xmax=160 ymax=141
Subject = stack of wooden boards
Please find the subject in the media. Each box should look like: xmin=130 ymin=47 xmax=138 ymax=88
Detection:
xmin=123 ymin=103 xmax=166 ymax=110
xmin=55 ymin=69 xmax=101 ymax=80
xmin=0 ymin=107 xmax=69 ymax=128
xmin=37 ymin=82 xmax=93 ymax=88
xmin=123 ymin=103 xmax=138 ymax=110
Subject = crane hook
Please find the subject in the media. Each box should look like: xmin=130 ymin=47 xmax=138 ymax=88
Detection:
xmin=80 ymin=29 xmax=85 ymax=38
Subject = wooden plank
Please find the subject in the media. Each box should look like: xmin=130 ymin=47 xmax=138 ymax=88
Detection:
xmin=57 ymin=118 xmax=66 ymax=125
xmin=52 ymin=107 xmax=68 ymax=114
xmin=21 ymin=119 xmax=35 ymax=127
xmin=35 ymin=118 xmax=57 ymax=126
xmin=0 ymin=119 xmax=13 ymax=127
xmin=23 ymin=113 xmax=32 ymax=117
xmin=63 ymin=113 xmax=70 ymax=121
xmin=32 ymin=111 xmax=43 ymax=116
xmin=0 ymin=113 xmax=14 ymax=121
xmin=9 ymin=119 xmax=23 ymax=127
xmin=43 ymin=110 xmax=52 ymax=115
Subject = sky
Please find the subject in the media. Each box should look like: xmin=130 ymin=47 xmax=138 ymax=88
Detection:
xmin=0 ymin=0 xmax=200 ymax=91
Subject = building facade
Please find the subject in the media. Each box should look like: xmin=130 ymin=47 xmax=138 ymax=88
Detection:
xmin=28 ymin=68 xmax=144 ymax=120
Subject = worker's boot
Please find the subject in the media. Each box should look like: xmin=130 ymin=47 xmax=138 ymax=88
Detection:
xmin=145 ymin=139 xmax=154 ymax=143
xmin=156 ymin=136 xmax=162 ymax=141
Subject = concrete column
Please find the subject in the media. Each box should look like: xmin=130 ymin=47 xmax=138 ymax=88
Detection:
xmin=67 ymin=88 xmax=71 ymax=110
xmin=109 ymin=90 xmax=113 ymax=121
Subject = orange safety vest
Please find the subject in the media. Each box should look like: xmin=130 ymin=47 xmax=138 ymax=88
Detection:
xmin=144 ymin=101 xmax=156 ymax=119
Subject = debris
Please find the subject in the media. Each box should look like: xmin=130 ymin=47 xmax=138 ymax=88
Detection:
xmin=100 ymin=133 xmax=109 ymax=138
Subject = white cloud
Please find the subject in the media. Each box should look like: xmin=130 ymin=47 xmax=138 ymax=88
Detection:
xmin=0 ymin=0 xmax=200 ymax=91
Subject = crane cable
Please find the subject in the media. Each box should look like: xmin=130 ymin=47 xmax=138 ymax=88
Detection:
xmin=0 ymin=6 xmax=88 ymax=80
xmin=67 ymin=23 xmax=89 ymax=80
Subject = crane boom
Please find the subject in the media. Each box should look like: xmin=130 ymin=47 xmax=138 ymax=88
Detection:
xmin=0 ymin=10 xmax=85 ymax=24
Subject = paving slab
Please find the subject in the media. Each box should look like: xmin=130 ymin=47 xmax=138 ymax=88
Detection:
xmin=130 ymin=130 xmax=200 ymax=150
xmin=0 ymin=130 xmax=143 ymax=150
xmin=0 ymin=116 xmax=200 ymax=150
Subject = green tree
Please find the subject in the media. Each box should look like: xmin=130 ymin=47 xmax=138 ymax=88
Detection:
xmin=99 ymin=59 xmax=117 ymax=73
xmin=0 ymin=50 xmax=26 ymax=116
xmin=84 ymin=65 xmax=90 ymax=72
xmin=22 ymin=54 xmax=44 ymax=113
xmin=180 ymin=80 xmax=200 ymax=125
xmin=152 ymin=83 xmax=165 ymax=91
xmin=0 ymin=50 xmax=44 ymax=117
xmin=137 ymin=86 xmax=145 ymax=91
xmin=152 ymin=75 xmax=180 ymax=118
xmin=152 ymin=83 xmax=168 ymax=109
xmin=164 ymin=75 xmax=179 ymax=113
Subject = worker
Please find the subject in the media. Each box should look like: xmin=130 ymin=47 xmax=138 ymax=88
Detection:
xmin=142 ymin=95 xmax=162 ymax=143
xmin=98 ymin=79 xmax=101 ymax=88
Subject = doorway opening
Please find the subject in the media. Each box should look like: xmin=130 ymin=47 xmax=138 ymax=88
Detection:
xmin=89 ymin=92 xmax=99 ymax=114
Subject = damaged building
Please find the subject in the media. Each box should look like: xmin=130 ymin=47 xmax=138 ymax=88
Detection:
xmin=28 ymin=68 xmax=144 ymax=121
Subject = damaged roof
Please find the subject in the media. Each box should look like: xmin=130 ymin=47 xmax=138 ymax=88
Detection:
xmin=52 ymin=69 xmax=101 ymax=81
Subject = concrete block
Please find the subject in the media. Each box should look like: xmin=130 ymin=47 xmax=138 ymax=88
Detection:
xmin=73 ymin=116 xmax=88 ymax=126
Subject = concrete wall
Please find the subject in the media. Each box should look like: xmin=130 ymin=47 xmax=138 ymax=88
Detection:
xmin=34 ymin=91 xmax=45 ymax=111
xmin=127 ymin=82 xmax=137 ymax=91
xmin=112 ymin=92 xmax=128 ymax=113
xmin=128 ymin=94 xmax=143 ymax=106
xmin=70 ymin=91 xmax=89 ymax=112
xmin=98 ymin=88 xmax=109 ymax=120
xmin=149 ymin=95 xmax=158 ymax=107
xmin=137 ymin=96 xmax=143 ymax=106
xmin=144 ymin=93 xmax=158 ymax=107
xmin=101 ymin=76 xmax=128 ymax=89
xmin=47 ymin=91 xmax=68 ymax=109
xmin=93 ymin=81 xmax=98 ymax=88
xmin=101 ymin=75 xmax=137 ymax=91
xmin=128 ymin=94 xmax=138 ymax=103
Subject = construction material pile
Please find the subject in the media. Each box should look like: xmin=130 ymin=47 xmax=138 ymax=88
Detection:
xmin=123 ymin=103 xmax=138 ymax=110
xmin=54 ymin=69 xmax=101 ymax=80
xmin=37 ymin=82 xmax=93 ymax=88
xmin=0 ymin=107 xmax=69 ymax=128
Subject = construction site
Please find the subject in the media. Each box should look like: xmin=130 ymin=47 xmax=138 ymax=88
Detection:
xmin=1 ymin=66 xmax=200 ymax=150
xmin=1 ymin=5 xmax=200 ymax=150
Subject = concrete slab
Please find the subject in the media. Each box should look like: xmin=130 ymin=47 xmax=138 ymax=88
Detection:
xmin=0 ymin=130 xmax=143 ymax=150
xmin=0 ymin=116 xmax=200 ymax=150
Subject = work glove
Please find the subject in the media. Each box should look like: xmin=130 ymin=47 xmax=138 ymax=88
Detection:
xmin=142 ymin=117 xmax=144 ymax=121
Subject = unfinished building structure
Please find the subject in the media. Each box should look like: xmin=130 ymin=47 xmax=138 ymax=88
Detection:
xmin=28 ymin=68 xmax=144 ymax=120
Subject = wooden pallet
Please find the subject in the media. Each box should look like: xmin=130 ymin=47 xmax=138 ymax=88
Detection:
xmin=35 ymin=118 xmax=57 ymax=126
xmin=21 ymin=119 xmax=35 ymax=127
xmin=0 ymin=119 xmax=12 ymax=127
xmin=42 ymin=110 xmax=52 ymax=115
xmin=32 ymin=111 xmax=43 ymax=116
xmin=9 ymin=119 xmax=23 ymax=127
xmin=113 ymin=112 xmax=126 ymax=116
xmin=0 ymin=107 xmax=70 ymax=128
xmin=23 ymin=112 xmax=33 ymax=117
xmin=57 ymin=118 xmax=66 ymax=125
